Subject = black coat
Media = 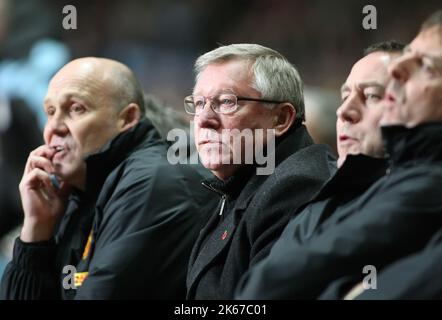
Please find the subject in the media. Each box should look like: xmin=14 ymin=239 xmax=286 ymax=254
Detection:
xmin=186 ymin=123 xmax=336 ymax=299
xmin=354 ymin=228 xmax=442 ymax=300
xmin=236 ymin=123 xmax=442 ymax=299
xmin=0 ymin=119 xmax=217 ymax=299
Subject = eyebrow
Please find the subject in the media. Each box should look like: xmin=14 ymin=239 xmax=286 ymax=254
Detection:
xmin=193 ymin=88 xmax=237 ymax=96
xmin=44 ymin=92 xmax=92 ymax=107
xmin=358 ymin=82 xmax=385 ymax=90
xmin=403 ymin=44 xmax=442 ymax=65
xmin=340 ymin=82 xmax=384 ymax=94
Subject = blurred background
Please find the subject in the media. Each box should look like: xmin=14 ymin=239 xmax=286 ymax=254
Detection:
xmin=0 ymin=0 xmax=441 ymax=273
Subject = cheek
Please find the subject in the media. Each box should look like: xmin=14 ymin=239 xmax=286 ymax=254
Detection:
xmin=43 ymin=127 xmax=51 ymax=144
xmin=364 ymin=131 xmax=383 ymax=156
xmin=367 ymin=109 xmax=383 ymax=128
xmin=218 ymin=116 xmax=241 ymax=130
xmin=72 ymin=123 xmax=110 ymax=154
xmin=422 ymin=85 xmax=442 ymax=117
xmin=226 ymin=108 xmax=272 ymax=131
xmin=360 ymin=117 xmax=382 ymax=151
xmin=194 ymin=123 xmax=200 ymax=143
xmin=233 ymin=117 xmax=265 ymax=132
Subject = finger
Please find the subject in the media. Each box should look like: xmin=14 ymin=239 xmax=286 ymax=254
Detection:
xmin=24 ymin=146 xmax=56 ymax=176
xmin=29 ymin=145 xmax=56 ymax=158
xmin=28 ymin=155 xmax=55 ymax=174
xmin=25 ymin=145 xmax=55 ymax=167
xmin=21 ymin=168 xmax=59 ymax=198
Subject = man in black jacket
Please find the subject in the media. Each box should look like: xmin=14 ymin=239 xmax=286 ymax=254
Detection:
xmin=0 ymin=57 xmax=216 ymax=299
xmin=236 ymin=12 xmax=442 ymax=300
xmin=184 ymin=44 xmax=335 ymax=299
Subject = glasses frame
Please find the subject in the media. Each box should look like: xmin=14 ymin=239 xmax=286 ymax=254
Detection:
xmin=184 ymin=94 xmax=283 ymax=115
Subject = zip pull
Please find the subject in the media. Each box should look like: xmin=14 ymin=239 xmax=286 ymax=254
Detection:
xmin=219 ymin=195 xmax=227 ymax=216
xmin=201 ymin=181 xmax=227 ymax=216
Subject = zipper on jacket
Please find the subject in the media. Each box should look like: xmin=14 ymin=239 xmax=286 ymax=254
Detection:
xmin=201 ymin=181 xmax=227 ymax=216
xmin=218 ymin=195 xmax=227 ymax=216
xmin=385 ymin=152 xmax=393 ymax=175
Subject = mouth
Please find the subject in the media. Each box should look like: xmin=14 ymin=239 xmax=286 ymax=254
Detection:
xmin=198 ymin=140 xmax=221 ymax=145
xmin=338 ymin=135 xmax=359 ymax=149
xmin=339 ymin=135 xmax=356 ymax=142
xmin=53 ymin=145 xmax=65 ymax=152
xmin=50 ymin=144 xmax=69 ymax=162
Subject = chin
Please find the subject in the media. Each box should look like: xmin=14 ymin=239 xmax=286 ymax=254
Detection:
xmin=200 ymin=158 xmax=223 ymax=171
xmin=53 ymin=162 xmax=80 ymax=182
xmin=200 ymin=149 xmax=231 ymax=166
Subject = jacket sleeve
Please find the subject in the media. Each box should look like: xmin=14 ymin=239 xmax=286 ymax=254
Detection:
xmin=354 ymin=230 xmax=442 ymax=300
xmin=73 ymin=164 xmax=209 ymax=299
xmin=236 ymin=168 xmax=442 ymax=299
xmin=0 ymin=238 xmax=59 ymax=300
xmin=246 ymin=172 xmax=329 ymax=267
xmin=245 ymin=145 xmax=335 ymax=267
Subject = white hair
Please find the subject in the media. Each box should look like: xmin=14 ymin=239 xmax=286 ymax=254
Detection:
xmin=194 ymin=43 xmax=305 ymax=120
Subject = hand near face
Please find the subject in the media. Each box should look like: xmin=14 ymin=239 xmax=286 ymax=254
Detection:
xmin=19 ymin=145 xmax=71 ymax=243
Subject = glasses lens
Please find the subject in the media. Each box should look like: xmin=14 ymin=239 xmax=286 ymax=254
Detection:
xmin=193 ymin=96 xmax=205 ymax=112
xmin=216 ymin=94 xmax=237 ymax=114
xmin=184 ymin=96 xmax=196 ymax=114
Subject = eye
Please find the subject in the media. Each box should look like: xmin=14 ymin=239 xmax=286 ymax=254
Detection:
xmin=422 ymin=57 xmax=437 ymax=74
xmin=365 ymin=93 xmax=382 ymax=101
xmin=70 ymin=103 xmax=86 ymax=115
xmin=218 ymin=95 xmax=236 ymax=106
xmin=193 ymin=97 xmax=205 ymax=109
xmin=46 ymin=106 xmax=56 ymax=116
xmin=221 ymin=98 xmax=234 ymax=105
xmin=363 ymin=87 xmax=384 ymax=104
xmin=341 ymin=95 xmax=348 ymax=103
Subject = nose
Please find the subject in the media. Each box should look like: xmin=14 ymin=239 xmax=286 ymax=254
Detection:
xmin=194 ymin=98 xmax=221 ymax=130
xmin=337 ymin=92 xmax=362 ymax=124
xmin=388 ymin=52 xmax=413 ymax=83
xmin=45 ymin=111 xmax=69 ymax=140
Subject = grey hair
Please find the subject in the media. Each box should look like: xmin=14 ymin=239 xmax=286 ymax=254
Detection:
xmin=194 ymin=43 xmax=305 ymax=121
xmin=421 ymin=10 xmax=442 ymax=32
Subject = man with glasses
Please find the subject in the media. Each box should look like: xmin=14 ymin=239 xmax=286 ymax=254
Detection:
xmin=184 ymin=43 xmax=335 ymax=299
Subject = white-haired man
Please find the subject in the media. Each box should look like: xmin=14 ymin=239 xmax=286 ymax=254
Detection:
xmin=184 ymin=44 xmax=335 ymax=299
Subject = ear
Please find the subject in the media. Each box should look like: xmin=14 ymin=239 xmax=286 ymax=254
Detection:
xmin=117 ymin=103 xmax=141 ymax=132
xmin=272 ymin=103 xmax=297 ymax=137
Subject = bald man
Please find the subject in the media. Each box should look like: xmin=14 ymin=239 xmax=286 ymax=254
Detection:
xmin=0 ymin=58 xmax=216 ymax=299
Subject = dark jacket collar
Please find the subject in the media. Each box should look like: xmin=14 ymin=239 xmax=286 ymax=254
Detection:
xmin=202 ymin=120 xmax=312 ymax=199
xmin=76 ymin=119 xmax=161 ymax=197
xmin=382 ymin=122 xmax=442 ymax=166
xmin=317 ymin=154 xmax=388 ymax=199
xmin=273 ymin=118 xmax=312 ymax=165
xmin=202 ymin=165 xmax=255 ymax=200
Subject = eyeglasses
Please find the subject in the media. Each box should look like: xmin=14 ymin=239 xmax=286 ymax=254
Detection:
xmin=183 ymin=93 xmax=283 ymax=115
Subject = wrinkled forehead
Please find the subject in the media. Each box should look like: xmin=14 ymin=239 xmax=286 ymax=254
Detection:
xmin=345 ymin=52 xmax=395 ymax=88
xmin=410 ymin=26 xmax=442 ymax=58
xmin=46 ymin=62 xmax=110 ymax=104
xmin=194 ymin=60 xmax=254 ymax=94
